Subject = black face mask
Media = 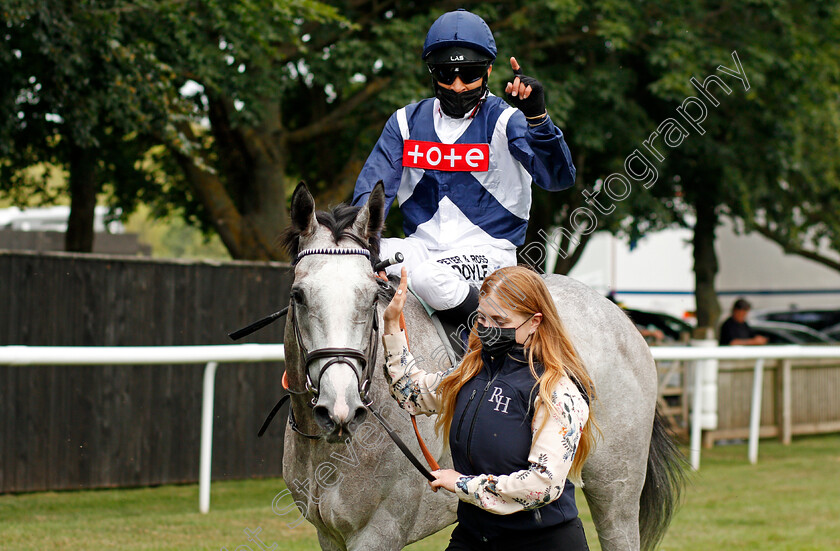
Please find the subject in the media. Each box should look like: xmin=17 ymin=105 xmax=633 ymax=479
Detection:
xmin=477 ymin=315 xmax=535 ymax=357
xmin=434 ymin=78 xmax=488 ymax=118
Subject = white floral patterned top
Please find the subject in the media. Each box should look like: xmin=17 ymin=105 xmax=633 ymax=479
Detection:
xmin=382 ymin=330 xmax=590 ymax=514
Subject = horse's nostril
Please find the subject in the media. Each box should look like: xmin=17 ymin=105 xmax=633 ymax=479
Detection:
xmin=348 ymin=406 xmax=368 ymax=430
xmin=313 ymin=405 xmax=335 ymax=430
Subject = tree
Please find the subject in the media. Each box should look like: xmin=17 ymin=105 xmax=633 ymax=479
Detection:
xmin=503 ymin=0 xmax=840 ymax=327
xmin=5 ymin=0 xmax=838 ymax=328
xmin=494 ymin=1 xmax=678 ymax=274
xmin=0 ymin=0 xmax=373 ymax=257
xmin=0 ymin=1 xmax=173 ymax=251
xmin=0 ymin=1 xmax=701 ymax=266
xmin=110 ymin=0 xmax=442 ymax=260
xmin=740 ymin=4 xmax=840 ymax=274
xmin=630 ymin=1 xmax=840 ymax=327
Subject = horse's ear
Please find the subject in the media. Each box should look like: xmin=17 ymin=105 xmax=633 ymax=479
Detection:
xmin=290 ymin=181 xmax=317 ymax=234
xmin=352 ymin=181 xmax=386 ymax=239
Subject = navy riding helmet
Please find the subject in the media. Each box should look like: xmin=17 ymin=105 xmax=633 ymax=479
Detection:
xmin=422 ymin=9 xmax=497 ymax=65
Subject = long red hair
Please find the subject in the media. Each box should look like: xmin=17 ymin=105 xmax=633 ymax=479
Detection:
xmin=433 ymin=266 xmax=598 ymax=482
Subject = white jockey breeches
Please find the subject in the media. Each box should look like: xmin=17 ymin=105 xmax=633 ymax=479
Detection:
xmin=379 ymin=236 xmax=517 ymax=311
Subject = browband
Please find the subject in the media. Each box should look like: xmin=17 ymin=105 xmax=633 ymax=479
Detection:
xmin=294 ymin=247 xmax=371 ymax=265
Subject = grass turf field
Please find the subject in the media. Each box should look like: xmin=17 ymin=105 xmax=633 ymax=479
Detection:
xmin=2 ymin=434 xmax=838 ymax=550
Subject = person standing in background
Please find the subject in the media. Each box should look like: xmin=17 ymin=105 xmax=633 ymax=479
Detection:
xmin=719 ymin=298 xmax=768 ymax=345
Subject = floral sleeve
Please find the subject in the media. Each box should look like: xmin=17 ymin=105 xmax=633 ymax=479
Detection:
xmin=454 ymin=377 xmax=589 ymax=514
xmin=382 ymin=331 xmax=455 ymax=416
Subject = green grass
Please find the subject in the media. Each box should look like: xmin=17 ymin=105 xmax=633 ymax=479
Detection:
xmin=2 ymin=434 xmax=838 ymax=550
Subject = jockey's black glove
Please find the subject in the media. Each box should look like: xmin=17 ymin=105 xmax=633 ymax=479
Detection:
xmin=506 ymin=67 xmax=547 ymax=121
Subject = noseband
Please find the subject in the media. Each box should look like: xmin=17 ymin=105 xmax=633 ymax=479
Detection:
xmin=289 ymin=299 xmax=379 ymax=407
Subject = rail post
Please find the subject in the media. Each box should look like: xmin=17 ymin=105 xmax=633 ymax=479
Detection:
xmin=199 ymin=361 xmax=219 ymax=514
xmin=748 ymin=358 xmax=765 ymax=465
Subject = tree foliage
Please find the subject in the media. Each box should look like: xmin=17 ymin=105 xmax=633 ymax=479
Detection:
xmin=0 ymin=1 xmax=167 ymax=249
xmin=628 ymin=0 xmax=840 ymax=325
xmin=2 ymin=1 xmax=839 ymax=329
xmin=494 ymin=0 xmax=840 ymax=325
xmin=737 ymin=3 xmax=840 ymax=273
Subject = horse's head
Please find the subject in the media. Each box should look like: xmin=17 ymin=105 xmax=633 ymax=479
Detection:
xmin=281 ymin=181 xmax=387 ymax=443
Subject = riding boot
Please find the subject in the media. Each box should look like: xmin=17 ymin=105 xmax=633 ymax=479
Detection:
xmin=438 ymin=285 xmax=480 ymax=327
xmin=437 ymin=286 xmax=480 ymax=357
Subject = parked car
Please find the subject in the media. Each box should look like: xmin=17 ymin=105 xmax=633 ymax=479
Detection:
xmin=750 ymin=308 xmax=840 ymax=332
xmin=622 ymin=308 xmax=694 ymax=343
xmin=823 ymin=323 xmax=840 ymax=341
xmin=748 ymin=320 xmax=836 ymax=345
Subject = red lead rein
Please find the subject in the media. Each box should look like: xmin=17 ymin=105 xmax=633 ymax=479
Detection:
xmin=377 ymin=270 xmax=441 ymax=473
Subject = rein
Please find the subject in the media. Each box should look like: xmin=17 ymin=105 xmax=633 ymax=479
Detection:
xmin=374 ymin=270 xmax=441 ymax=474
xmin=246 ymin=246 xmax=439 ymax=481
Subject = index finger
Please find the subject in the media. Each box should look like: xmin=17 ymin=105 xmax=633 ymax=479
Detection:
xmin=391 ymin=267 xmax=408 ymax=306
xmin=397 ymin=267 xmax=408 ymax=293
xmin=510 ymin=56 xmax=522 ymax=75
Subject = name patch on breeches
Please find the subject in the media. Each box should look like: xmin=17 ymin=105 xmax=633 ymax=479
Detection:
xmin=435 ymin=254 xmax=490 ymax=283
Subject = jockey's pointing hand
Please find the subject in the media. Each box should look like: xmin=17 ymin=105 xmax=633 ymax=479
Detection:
xmin=383 ymin=266 xmax=408 ymax=335
xmin=505 ymin=57 xmax=547 ymax=122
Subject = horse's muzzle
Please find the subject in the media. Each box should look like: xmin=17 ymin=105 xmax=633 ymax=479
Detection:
xmin=313 ymin=402 xmax=368 ymax=442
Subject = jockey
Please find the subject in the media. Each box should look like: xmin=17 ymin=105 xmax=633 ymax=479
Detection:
xmin=353 ymin=8 xmax=576 ymax=326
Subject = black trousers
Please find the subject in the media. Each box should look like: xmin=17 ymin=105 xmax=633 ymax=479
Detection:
xmin=445 ymin=517 xmax=590 ymax=551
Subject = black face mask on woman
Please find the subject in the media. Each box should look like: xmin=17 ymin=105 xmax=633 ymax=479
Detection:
xmin=434 ymin=80 xmax=488 ymax=118
xmin=477 ymin=314 xmax=535 ymax=357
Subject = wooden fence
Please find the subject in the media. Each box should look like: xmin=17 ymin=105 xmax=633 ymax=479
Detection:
xmin=706 ymin=357 xmax=840 ymax=446
xmin=6 ymin=250 xmax=839 ymax=492
xmin=0 ymin=251 xmax=293 ymax=494
xmin=655 ymin=355 xmax=840 ymax=447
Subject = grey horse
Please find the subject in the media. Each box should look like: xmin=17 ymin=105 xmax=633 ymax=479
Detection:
xmin=277 ymin=182 xmax=685 ymax=551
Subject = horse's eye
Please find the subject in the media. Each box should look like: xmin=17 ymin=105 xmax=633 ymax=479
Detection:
xmin=290 ymin=287 xmax=306 ymax=306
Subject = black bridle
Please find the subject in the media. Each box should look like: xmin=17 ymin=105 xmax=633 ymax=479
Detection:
xmin=262 ymin=246 xmax=379 ymax=440
xmin=287 ymin=298 xmax=379 ymax=408
xmin=248 ymin=246 xmax=435 ymax=481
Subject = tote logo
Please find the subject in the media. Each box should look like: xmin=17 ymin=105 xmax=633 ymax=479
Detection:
xmin=402 ymin=140 xmax=489 ymax=171
xmin=489 ymin=387 xmax=511 ymax=414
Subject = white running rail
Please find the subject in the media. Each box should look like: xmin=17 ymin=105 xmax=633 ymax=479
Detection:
xmin=0 ymin=344 xmax=286 ymax=513
xmin=4 ymin=343 xmax=840 ymax=503
xmin=651 ymin=344 xmax=840 ymax=470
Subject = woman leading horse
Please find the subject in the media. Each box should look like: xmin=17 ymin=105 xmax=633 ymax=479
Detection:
xmin=381 ymin=264 xmax=597 ymax=550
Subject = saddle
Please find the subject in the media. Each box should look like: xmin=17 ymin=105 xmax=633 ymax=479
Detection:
xmin=404 ymin=280 xmax=469 ymax=366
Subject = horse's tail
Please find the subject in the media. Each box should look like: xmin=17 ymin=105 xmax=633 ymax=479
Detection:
xmin=639 ymin=407 xmax=688 ymax=551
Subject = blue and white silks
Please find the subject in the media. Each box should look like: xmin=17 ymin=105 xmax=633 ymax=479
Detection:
xmin=353 ymin=95 xmax=575 ymax=310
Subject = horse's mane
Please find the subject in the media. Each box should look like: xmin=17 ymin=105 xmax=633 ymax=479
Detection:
xmin=280 ymin=203 xmax=378 ymax=262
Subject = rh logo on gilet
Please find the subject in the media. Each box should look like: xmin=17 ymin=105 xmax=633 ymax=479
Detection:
xmin=489 ymin=386 xmax=511 ymax=414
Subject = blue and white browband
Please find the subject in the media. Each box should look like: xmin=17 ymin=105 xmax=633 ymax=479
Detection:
xmin=294 ymin=247 xmax=371 ymax=265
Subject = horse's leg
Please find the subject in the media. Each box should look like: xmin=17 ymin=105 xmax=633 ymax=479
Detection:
xmin=343 ymin=481 xmax=455 ymax=551
xmin=582 ymin=473 xmax=645 ymax=550
xmin=583 ymin=408 xmax=686 ymax=551
xmin=581 ymin=406 xmax=654 ymax=551
xmin=343 ymin=498 xmax=412 ymax=551
xmin=317 ymin=530 xmax=347 ymax=551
